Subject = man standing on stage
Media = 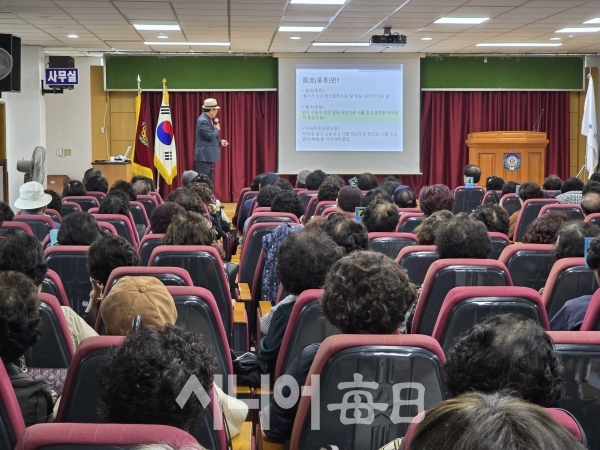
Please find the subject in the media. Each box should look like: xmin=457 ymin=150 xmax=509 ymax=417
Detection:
xmin=194 ymin=98 xmax=229 ymax=182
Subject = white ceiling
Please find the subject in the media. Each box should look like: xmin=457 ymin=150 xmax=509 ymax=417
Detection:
xmin=1 ymin=0 xmax=600 ymax=55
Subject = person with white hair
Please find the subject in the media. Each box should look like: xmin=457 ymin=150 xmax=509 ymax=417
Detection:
xmin=181 ymin=170 xmax=198 ymax=187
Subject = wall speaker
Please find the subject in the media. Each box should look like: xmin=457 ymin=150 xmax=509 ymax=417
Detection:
xmin=0 ymin=34 xmax=21 ymax=92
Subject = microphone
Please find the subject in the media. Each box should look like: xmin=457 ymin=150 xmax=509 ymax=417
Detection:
xmin=533 ymin=108 xmax=544 ymax=132
xmin=214 ymin=118 xmax=219 ymax=125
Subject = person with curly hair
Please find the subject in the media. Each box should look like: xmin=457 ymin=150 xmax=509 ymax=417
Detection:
xmin=380 ymin=179 xmax=401 ymax=196
xmin=522 ymin=211 xmax=569 ymax=244
xmin=543 ymin=175 xmax=563 ymax=191
xmin=550 ymin=232 xmax=600 ymax=330
xmin=357 ymin=172 xmax=378 ymax=191
xmin=61 ymin=179 xmax=87 ymax=197
xmin=0 ymin=271 xmax=55 ymax=426
xmin=304 ymin=170 xmax=327 ymax=191
xmin=57 ymin=212 xmax=103 ymax=246
xmin=99 ymin=194 xmax=130 ymax=216
xmin=445 ymin=314 xmax=564 ymax=408
xmin=85 ymin=176 xmax=109 ymax=194
xmin=259 ymin=230 xmax=343 ymax=373
xmin=273 ymin=179 xmax=294 ymax=191
xmin=408 ymin=392 xmax=585 ymax=450
xmin=419 ymin=184 xmax=455 ymax=217
xmin=507 ymin=180 xmax=544 ymax=240
xmin=501 ymin=180 xmax=518 ymax=197
xmin=436 ymin=214 xmax=492 ymax=259
xmin=322 ymin=212 xmax=368 ymax=254
xmin=316 ymin=176 xmax=344 ymax=202
xmin=362 ymin=188 xmax=392 ymax=207
xmin=109 ymin=180 xmax=137 ymax=201
xmin=44 ymin=189 xmax=62 ymax=213
xmin=167 ymin=189 xmax=205 ymax=215
xmin=362 ymin=198 xmax=400 ymax=232
xmin=237 ymin=173 xmax=279 ymax=231
xmin=414 ymin=210 xmax=453 ymax=245
xmin=471 ymin=204 xmax=510 ymax=235
xmin=485 ymin=175 xmax=504 ymax=192
xmin=149 ymin=202 xmax=186 ymax=234
xmin=393 ymin=185 xmax=417 ymax=209
xmin=97 ymin=325 xmax=218 ymax=433
xmin=263 ymin=251 xmax=417 ymax=442
xmin=271 ymin=190 xmax=305 ymax=220
xmin=256 ymin=185 xmax=282 ymax=209
xmin=0 ymin=201 xmax=15 ymax=222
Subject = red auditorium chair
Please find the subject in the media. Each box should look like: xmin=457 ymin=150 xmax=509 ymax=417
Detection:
xmin=488 ymin=232 xmax=510 ymax=259
xmin=542 ymin=257 xmax=598 ymax=319
xmin=233 ymin=187 xmax=251 ymax=221
xmin=129 ymin=201 xmax=150 ymax=228
xmin=148 ymin=191 xmax=163 ymax=205
xmin=85 ymin=191 xmax=106 ymax=203
xmin=103 ymin=266 xmax=193 ymax=297
xmin=578 ymin=289 xmax=600 ymax=331
xmin=254 ymin=206 xmax=271 ymax=213
xmin=539 ymin=203 xmax=584 ymax=221
xmin=136 ymin=193 xmax=159 ymax=217
xmin=299 ymin=190 xmax=318 ymax=212
xmin=397 ymin=207 xmax=422 ymax=214
xmin=138 ymin=233 xmax=165 ymax=265
xmin=44 ymin=209 xmax=61 ymax=224
xmin=543 ymin=190 xmax=562 ymax=198
xmin=44 ymin=246 xmax=91 ymax=316
xmin=431 ymin=286 xmax=549 ymax=353
xmin=61 ymin=196 xmax=99 ymax=212
xmin=0 ymin=221 xmax=34 ymax=236
xmin=233 ymin=189 xmax=255 ymax=226
xmin=481 ymin=190 xmax=502 ymax=204
xmin=60 ymin=201 xmax=82 ymax=217
xmin=396 ymin=212 xmax=423 ymax=233
xmin=411 ymin=259 xmax=512 ymax=336
xmin=395 ymin=245 xmax=438 ymax=286
xmin=90 ymin=213 xmax=139 ymax=248
xmin=273 ymin=289 xmax=340 ymax=379
xmin=15 ymin=423 xmax=199 ymax=450
xmin=0 ymin=362 xmax=25 ymax=449
xmin=245 ymin=212 xmax=300 ymax=231
xmin=548 ymin=331 xmax=600 ymax=449
xmin=452 ymin=186 xmax=485 ymax=214
xmin=303 ymin=195 xmax=321 ymax=223
xmin=513 ymin=198 xmax=560 ymax=242
xmin=314 ymin=200 xmax=337 ymax=216
xmin=584 ymin=212 xmax=600 ymax=227
xmin=498 ymin=243 xmax=555 ymax=290
xmin=13 ymin=215 xmax=55 ymax=242
xmin=97 ymin=221 xmax=118 ymax=236
xmin=500 ymin=193 xmax=521 ymax=217
xmin=288 ymin=335 xmax=446 ymax=449
xmin=368 ymin=232 xmax=417 ymax=260
xmin=248 ymin=197 xmax=258 ymax=217
xmin=41 ymin=269 xmax=70 ymax=307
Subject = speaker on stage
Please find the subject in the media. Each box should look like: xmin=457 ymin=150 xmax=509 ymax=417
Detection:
xmin=0 ymin=34 xmax=21 ymax=92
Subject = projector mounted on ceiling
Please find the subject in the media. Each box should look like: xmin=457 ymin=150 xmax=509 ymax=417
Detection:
xmin=370 ymin=27 xmax=407 ymax=47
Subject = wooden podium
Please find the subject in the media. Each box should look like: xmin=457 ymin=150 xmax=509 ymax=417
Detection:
xmin=91 ymin=161 xmax=132 ymax=187
xmin=466 ymin=131 xmax=548 ymax=186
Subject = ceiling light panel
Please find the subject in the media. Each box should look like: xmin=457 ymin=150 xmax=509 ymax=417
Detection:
xmin=435 ymin=17 xmax=489 ymax=24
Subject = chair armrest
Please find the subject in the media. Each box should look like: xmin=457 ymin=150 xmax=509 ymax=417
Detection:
xmin=259 ymin=301 xmax=272 ymax=317
xmin=233 ymin=302 xmax=248 ymax=352
xmin=232 ymin=420 xmax=253 ymax=450
xmin=238 ymin=282 xmax=252 ymax=302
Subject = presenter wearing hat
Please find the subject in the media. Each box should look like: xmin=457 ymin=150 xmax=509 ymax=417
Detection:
xmin=194 ymin=98 xmax=229 ymax=182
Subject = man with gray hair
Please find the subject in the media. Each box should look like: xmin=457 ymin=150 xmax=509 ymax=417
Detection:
xmin=296 ymin=169 xmax=311 ymax=189
xmin=181 ymin=170 xmax=198 ymax=187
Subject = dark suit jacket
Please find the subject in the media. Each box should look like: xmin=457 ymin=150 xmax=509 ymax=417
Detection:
xmin=194 ymin=112 xmax=221 ymax=163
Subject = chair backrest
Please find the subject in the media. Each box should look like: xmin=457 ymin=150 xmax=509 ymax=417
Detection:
xmin=138 ymin=234 xmax=165 ymax=265
xmin=452 ymin=186 xmax=485 ymax=214
xmin=412 ymin=259 xmax=512 ymax=335
xmin=542 ymin=257 xmax=599 ymax=319
xmin=85 ymin=191 xmax=107 ymax=203
xmin=97 ymin=221 xmax=118 ymax=236
xmin=584 ymin=212 xmax=600 ymax=227
xmin=233 ymin=187 xmax=251 ymax=223
xmin=514 ymin=198 xmax=560 ymax=242
xmin=482 ymin=190 xmax=502 ymax=204
xmin=90 ymin=214 xmax=139 ymax=248
xmin=149 ymin=245 xmax=233 ymax=342
xmin=539 ymin=203 xmax=584 ymax=221
xmin=13 ymin=215 xmax=55 ymax=242
xmin=41 ymin=269 xmax=70 ymax=307
xmin=290 ymin=335 xmax=446 ymax=450
xmin=580 ymin=290 xmax=600 ymax=331
xmin=245 ymin=212 xmax=299 ymax=230
xmin=60 ymin=202 xmax=82 ymax=217
xmin=44 ymin=246 xmax=91 ymax=316
xmin=103 ymin=266 xmax=193 ymax=298
xmin=548 ymin=331 xmax=600 ymax=450
xmin=275 ymin=289 xmax=340 ymax=379
xmin=500 ymin=193 xmax=521 ymax=217
xmin=488 ymin=232 xmax=510 ymax=259
xmin=56 ymin=336 xmax=125 ymax=423
xmin=62 ymin=196 xmax=99 ymax=213
xmin=248 ymin=196 xmax=258 ymax=216
xmin=299 ymin=190 xmax=318 ymax=211
xmin=303 ymin=195 xmax=321 ymax=223
xmin=0 ymin=362 xmax=25 ymax=450
xmin=368 ymin=232 xmax=417 ymax=260
xmin=432 ymin=286 xmax=549 ymax=354
xmin=24 ymin=293 xmax=74 ymax=370
xmin=129 ymin=201 xmax=150 ymax=228
xmin=44 ymin=209 xmax=61 ymax=224
xmin=136 ymin=194 xmax=159 ymax=217
xmin=397 ymin=208 xmax=422 ymax=214
xmin=396 ymin=212 xmax=424 ymax=233
xmin=254 ymin=206 xmax=271 ymax=213
xmin=87 ymin=207 xmax=99 ymax=215
xmin=395 ymin=245 xmax=439 ymax=286
xmin=315 ymin=201 xmax=337 ymax=216
xmin=15 ymin=423 xmax=199 ymax=450
xmin=498 ymin=243 xmax=555 ymax=290
xmin=148 ymin=191 xmax=163 ymax=204
xmin=235 ymin=190 xmax=258 ymax=227
xmin=544 ymin=190 xmax=561 ymax=198
xmin=0 ymin=221 xmax=34 ymax=236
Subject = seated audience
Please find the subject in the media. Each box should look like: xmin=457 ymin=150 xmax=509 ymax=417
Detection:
xmin=419 ymin=184 xmax=455 ymax=217
xmin=85 ymin=176 xmax=109 ymax=193
xmin=162 ymin=211 xmax=224 ymax=260
xmin=551 ymin=234 xmax=600 ymax=330
xmin=304 ymin=170 xmax=327 ymax=191
xmin=501 ymin=180 xmax=518 ymax=197
xmin=471 ymin=204 xmax=510 ymax=235
xmin=168 ymin=189 xmax=205 ymax=215
xmin=0 ymin=201 xmax=15 ymax=222
xmin=263 ymin=251 xmax=416 ymax=442
xmin=99 ymin=194 xmax=130 ymax=216
xmin=591 ymin=172 xmax=600 ymax=183
xmin=193 ymin=174 xmax=229 ymax=224
xmin=271 ymin=190 xmax=305 ymax=220
xmin=553 ymin=221 xmax=600 ymax=260
xmin=583 ymin=180 xmax=600 ymax=195
xmin=362 ymin=188 xmax=392 ymax=207
xmin=414 ymin=210 xmax=453 ymax=245
xmin=0 ymin=271 xmax=55 ymax=426
xmin=132 ymin=175 xmax=156 ymax=191
xmin=463 ymin=164 xmax=481 ymax=184
xmin=44 ymin=190 xmax=62 ymax=213
xmin=507 ymin=181 xmax=544 ymax=240
xmin=132 ymin=177 xmax=153 ymax=196
xmin=189 ymin=182 xmax=230 ymax=239
xmin=181 ymin=170 xmax=198 ymax=187
xmin=57 ymin=212 xmax=103 ymax=246
xmin=317 ymin=175 xmax=344 ymax=202
xmin=393 ymin=185 xmax=417 ymax=209
xmin=409 ymin=392 xmax=585 ymax=450
xmin=581 ymin=191 xmax=600 ymax=216
xmin=336 ymin=186 xmax=363 ymax=214
xmin=485 ymin=175 xmax=504 ymax=192
xmin=357 ymin=172 xmax=379 ymax=191
xmin=15 ymin=181 xmax=60 ymax=228
xmin=61 ymin=180 xmax=86 ymax=197
xmin=259 ymin=230 xmax=343 ymax=373
xmin=149 ymin=201 xmax=186 ymax=234
xmin=379 ymin=179 xmax=401 ymax=196
xmin=83 ymin=168 xmax=103 ymax=185
xmin=322 ymin=213 xmax=369 ymax=254
xmin=556 ymin=177 xmax=584 ymax=205
xmin=543 ymin=174 xmax=563 ymax=191
xmin=238 ymin=173 xmax=277 ymax=230
xmin=256 ymin=185 xmax=282 ymax=209
xmin=109 ymin=180 xmax=136 ymax=201
xmin=362 ymin=198 xmax=399 ymax=232
xmin=296 ymin=169 xmax=311 ymax=189
xmin=436 ymin=214 xmax=492 ymax=259
xmin=445 ymin=314 xmax=563 ymax=407
xmin=522 ymin=211 xmax=569 ymax=244
xmin=273 ymin=179 xmax=294 ymax=191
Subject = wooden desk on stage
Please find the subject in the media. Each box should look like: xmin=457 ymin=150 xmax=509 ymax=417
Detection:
xmin=91 ymin=161 xmax=132 ymax=187
xmin=466 ymin=131 xmax=548 ymax=186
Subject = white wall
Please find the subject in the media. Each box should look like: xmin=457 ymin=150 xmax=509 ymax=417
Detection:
xmin=45 ymin=56 xmax=101 ymax=185
xmin=2 ymin=46 xmax=46 ymax=209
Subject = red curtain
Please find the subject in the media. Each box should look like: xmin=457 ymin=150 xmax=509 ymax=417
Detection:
xmin=143 ymin=91 xmax=277 ymax=202
xmin=401 ymin=91 xmax=571 ymax=193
